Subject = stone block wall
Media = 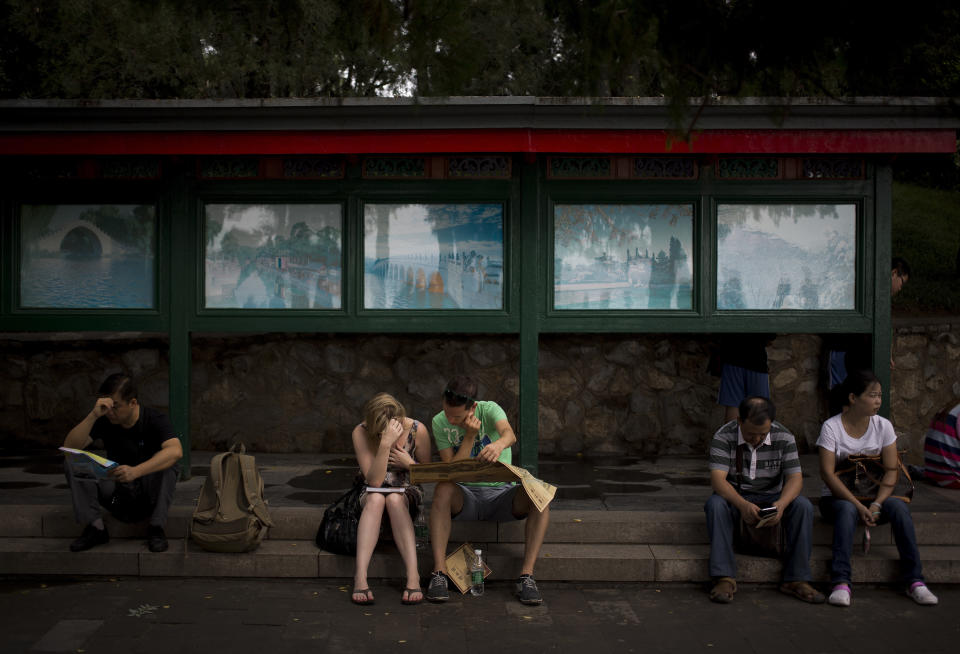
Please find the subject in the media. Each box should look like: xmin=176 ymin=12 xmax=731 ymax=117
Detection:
xmin=189 ymin=334 xmax=520 ymax=453
xmin=891 ymin=319 xmax=960 ymax=461
xmin=0 ymin=333 xmax=171 ymax=449
xmin=3 ymin=325 xmax=954 ymax=460
xmin=0 ymin=331 xmax=828 ymax=457
xmin=538 ymin=333 xmax=827 ymax=457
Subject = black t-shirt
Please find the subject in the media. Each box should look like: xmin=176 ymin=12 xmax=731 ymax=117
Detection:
xmin=90 ymin=406 xmax=175 ymax=466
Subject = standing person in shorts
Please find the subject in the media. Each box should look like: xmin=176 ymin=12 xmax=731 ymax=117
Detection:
xmin=715 ymin=334 xmax=775 ymax=423
xmin=426 ymin=375 xmax=549 ymax=605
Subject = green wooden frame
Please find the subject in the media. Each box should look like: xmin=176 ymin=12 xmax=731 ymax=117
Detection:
xmin=3 ymin=180 xmax=170 ymax=331
xmin=1 ymin=157 xmax=893 ymax=474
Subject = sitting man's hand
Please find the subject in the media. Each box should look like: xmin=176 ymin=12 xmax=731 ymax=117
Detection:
xmin=476 ymin=440 xmax=504 ymax=463
xmin=741 ymin=502 xmax=762 ymax=525
xmin=764 ymin=501 xmax=785 ymax=527
xmin=111 ymin=465 xmax=140 ymax=483
xmin=92 ymin=397 xmax=114 ymax=418
xmin=462 ymin=413 xmax=481 ymax=439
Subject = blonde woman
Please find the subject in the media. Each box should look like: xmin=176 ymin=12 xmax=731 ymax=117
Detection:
xmin=351 ymin=393 xmax=431 ymax=605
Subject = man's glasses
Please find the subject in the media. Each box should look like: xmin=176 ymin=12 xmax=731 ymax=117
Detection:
xmin=443 ymin=388 xmax=473 ymax=405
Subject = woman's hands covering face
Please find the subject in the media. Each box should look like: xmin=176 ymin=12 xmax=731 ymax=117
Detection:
xmin=380 ymin=418 xmax=405 ymax=449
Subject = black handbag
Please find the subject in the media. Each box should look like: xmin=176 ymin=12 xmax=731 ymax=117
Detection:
xmin=315 ymin=479 xmax=364 ymax=555
xmin=836 ymin=451 xmax=915 ymax=503
xmin=735 ymin=514 xmax=784 ymax=557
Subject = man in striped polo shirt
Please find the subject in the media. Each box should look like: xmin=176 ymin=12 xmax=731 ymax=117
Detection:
xmin=704 ymin=396 xmax=823 ymax=604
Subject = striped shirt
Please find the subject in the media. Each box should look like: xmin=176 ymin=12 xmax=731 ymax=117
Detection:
xmin=924 ymin=403 xmax=960 ymax=489
xmin=709 ymin=420 xmax=801 ymax=495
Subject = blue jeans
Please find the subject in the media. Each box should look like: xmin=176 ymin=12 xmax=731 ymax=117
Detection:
xmin=819 ymin=496 xmax=924 ymax=586
xmin=705 ymin=492 xmax=814 ymax=581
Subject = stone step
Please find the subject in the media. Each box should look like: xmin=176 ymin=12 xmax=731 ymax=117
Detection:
xmin=5 ymin=505 xmax=960 ymax=547
xmin=2 ymin=538 xmax=960 ymax=584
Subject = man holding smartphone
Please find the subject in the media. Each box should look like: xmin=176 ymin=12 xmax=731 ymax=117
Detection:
xmin=704 ymin=396 xmax=824 ymax=604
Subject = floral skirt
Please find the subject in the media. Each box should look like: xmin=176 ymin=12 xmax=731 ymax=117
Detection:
xmin=359 ymin=483 xmax=424 ymax=522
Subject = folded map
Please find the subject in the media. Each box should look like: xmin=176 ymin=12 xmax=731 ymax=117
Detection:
xmin=409 ymin=459 xmax=557 ymax=512
xmin=59 ymin=447 xmax=118 ymax=479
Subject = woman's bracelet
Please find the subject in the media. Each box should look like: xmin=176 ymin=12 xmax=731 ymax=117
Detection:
xmin=870 ymin=501 xmax=882 ymax=509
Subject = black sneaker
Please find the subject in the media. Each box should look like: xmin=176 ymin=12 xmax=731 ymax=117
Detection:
xmin=69 ymin=524 xmax=109 ymax=552
xmin=147 ymin=525 xmax=168 ymax=553
xmin=426 ymin=571 xmax=449 ymax=602
xmin=516 ymin=574 xmax=542 ymax=605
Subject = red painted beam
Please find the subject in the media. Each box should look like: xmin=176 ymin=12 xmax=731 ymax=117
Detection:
xmin=0 ymin=128 xmax=955 ymax=155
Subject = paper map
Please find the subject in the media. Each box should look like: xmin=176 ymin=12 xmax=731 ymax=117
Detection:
xmin=409 ymin=459 xmax=557 ymax=512
xmin=444 ymin=542 xmax=492 ymax=594
xmin=59 ymin=447 xmax=118 ymax=479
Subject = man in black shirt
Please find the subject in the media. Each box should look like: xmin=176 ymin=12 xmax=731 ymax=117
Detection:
xmin=63 ymin=374 xmax=182 ymax=552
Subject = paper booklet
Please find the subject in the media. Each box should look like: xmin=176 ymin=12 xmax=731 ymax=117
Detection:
xmin=365 ymin=486 xmax=405 ymax=493
xmin=444 ymin=542 xmax=492 ymax=594
xmin=59 ymin=447 xmax=118 ymax=479
xmin=409 ymin=459 xmax=557 ymax=513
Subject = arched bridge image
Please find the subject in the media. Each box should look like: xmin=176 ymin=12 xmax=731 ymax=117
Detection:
xmin=33 ymin=220 xmax=134 ymax=258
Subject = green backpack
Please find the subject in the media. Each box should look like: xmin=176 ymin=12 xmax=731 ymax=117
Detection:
xmin=191 ymin=444 xmax=274 ymax=552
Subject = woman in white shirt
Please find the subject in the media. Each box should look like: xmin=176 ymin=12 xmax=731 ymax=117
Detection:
xmin=816 ymin=369 xmax=937 ymax=607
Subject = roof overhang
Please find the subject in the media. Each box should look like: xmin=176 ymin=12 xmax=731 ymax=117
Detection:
xmin=1 ymin=97 xmax=957 ymax=155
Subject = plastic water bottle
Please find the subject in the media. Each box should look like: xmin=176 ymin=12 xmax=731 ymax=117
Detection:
xmin=414 ymin=510 xmax=428 ymax=550
xmin=469 ymin=548 xmax=484 ymax=596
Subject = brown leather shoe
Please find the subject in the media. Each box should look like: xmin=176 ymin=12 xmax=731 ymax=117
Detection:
xmin=709 ymin=577 xmax=736 ymax=603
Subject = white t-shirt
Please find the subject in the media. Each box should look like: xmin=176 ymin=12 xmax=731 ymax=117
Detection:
xmin=815 ymin=413 xmax=897 ymax=496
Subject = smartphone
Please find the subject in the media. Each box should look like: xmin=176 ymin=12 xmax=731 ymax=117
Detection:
xmin=757 ymin=506 xmax=778 ymax=519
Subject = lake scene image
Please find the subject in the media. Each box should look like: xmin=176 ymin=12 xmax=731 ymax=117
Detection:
xmin=205 ymin=204 xmax=342 ymax=310
xmin=554 ymin=204 xmax=694 ymax=310
xmin=364 ymin=203 xmax=504 ymax=310
xmin=716 ymin=204 xmax=856 ymax=310
xmin=20 ymin=204 xmax=156 ymax=309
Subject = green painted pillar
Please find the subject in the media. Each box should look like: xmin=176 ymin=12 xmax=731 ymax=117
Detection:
xmin=167 ymin=164 xmax=193 ymax=478
xmin=873 ymin=163 xmax=893 ymax=415
xmin=518 ymin=156 xmax=540 ymax=473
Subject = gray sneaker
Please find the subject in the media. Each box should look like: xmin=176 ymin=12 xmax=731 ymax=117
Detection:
xmin=426 ymin=571 xmax=449 ymax=602
xmin=516 ymin=574 xmax=542 ymax=605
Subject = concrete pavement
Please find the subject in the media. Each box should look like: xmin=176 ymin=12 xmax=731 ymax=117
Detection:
xmin=0 ymin=577 xmax=955 ymax=654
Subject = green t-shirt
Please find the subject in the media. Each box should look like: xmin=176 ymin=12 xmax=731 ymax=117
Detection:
xmin=432 ymin=400 xmax=511 ymax=487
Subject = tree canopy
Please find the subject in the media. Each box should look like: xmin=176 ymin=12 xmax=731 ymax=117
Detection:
xmin=2 ymin=0 xmax=959 ymax=102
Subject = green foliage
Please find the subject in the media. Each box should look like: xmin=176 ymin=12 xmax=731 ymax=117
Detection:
xmin=3 ymin=0 xmax=960 ymax=104
xmin=895 ymin=149 xmax=960 ymax=193
xmin=891 ymin=181 xmax=960 ymax=314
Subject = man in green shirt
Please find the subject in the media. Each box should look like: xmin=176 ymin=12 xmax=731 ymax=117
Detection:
xmin=426 ymin=375 xmax=549 ymax=605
